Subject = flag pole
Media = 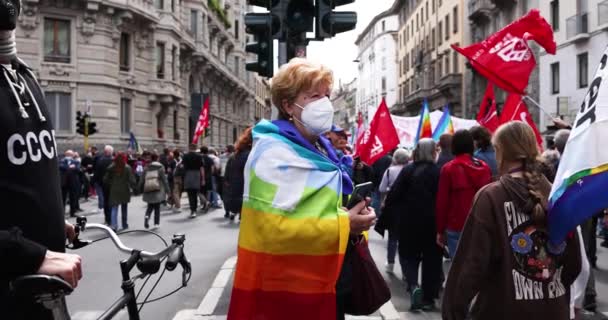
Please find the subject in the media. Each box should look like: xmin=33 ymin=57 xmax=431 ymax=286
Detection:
xmin=523 ymin=95 xmax=555 ymax=120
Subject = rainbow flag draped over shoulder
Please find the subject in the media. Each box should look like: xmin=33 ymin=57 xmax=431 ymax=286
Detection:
xmin=432 ymin=105 xmax=455 ymax=141
xmin=415 ymin=100 xmax=433 ymax=144
xmin=548 ymin=46 xmax=608 ymax=244
xmin=227 ymin=120 xmax=352 ymax=320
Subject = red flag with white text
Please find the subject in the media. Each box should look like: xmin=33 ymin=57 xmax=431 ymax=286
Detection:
xmin=355 ymin=99 xmax=400 ymax=165
xmin=452 ymin=9 xmax=556 ymax=94
xmin=477 ymin=83 xmax=501 ymax=133
xmin=500 ymin=93 xmax=544 ymax=150
xmin=192 ymin=96 xmax=210 ymax=144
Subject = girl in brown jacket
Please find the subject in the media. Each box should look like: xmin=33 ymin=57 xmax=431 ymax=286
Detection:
xmin=442 ymin=121 xmax=581 ymax=320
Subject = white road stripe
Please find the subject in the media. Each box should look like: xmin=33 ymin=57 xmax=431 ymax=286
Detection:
xmin=194 ymin=256 xmax=237 ymax=316
xmin=379 ymin=300 xmax=401 ymax=320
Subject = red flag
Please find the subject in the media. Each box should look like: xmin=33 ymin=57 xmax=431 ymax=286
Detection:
xmin=477 ymin=83 xmax=501 ymax=133
xmin=192 ymin=96 xmax=210 ymax=144
xmin=500 ymin=93 xmax=543 ymax=150
xmin=452 ymin=9 xmax=555 ymax=94
xmin=355 ymin=99 xmax=400 ymax=165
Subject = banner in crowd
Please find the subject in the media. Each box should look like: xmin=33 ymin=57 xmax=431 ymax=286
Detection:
xmin=391 ymin=111 xmax=479 ymax=149
xmin=414 ymin=100 xmax=433 ymax=144
xmin=192 ymin=95 xmax=210 ymax=144
xmin=355 ymin=99 xmax=400 ymax=165
xmin=452 ymin=9 xmax=556 ymax=95
xmin=128 ymin=131 xmax=143 ymax=154
xmin=548 ymin=46 xmax=608 ymax=244
xmin=500 ymin=93 xmax=544 ymax=150
xmin=477 ymin=83 xmax=501 ymax=132
xmin=432 ymin=105 xmax=455 ymax=141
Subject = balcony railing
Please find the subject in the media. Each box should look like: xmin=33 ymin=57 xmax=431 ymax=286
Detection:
xmin=468 ymin=0 xmax=493 ymax=21
xmin=566 ymin=12 xmax=589 ymax=39
xmin=600 ymin=0 xmax=608 ymax=26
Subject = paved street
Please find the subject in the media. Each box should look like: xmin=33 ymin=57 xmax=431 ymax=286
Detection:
xmin=66 ymin=196 xmax=240 ymax=320
xmin=67 ymin=196 xmax=608 ymax=320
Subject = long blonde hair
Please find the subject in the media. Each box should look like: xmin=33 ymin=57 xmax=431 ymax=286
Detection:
xmin=492 ymin=121 xmax=546 ymax=225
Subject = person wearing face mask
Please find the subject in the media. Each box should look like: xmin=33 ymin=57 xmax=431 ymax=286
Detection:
xmin=0 ymin=1 xmax=82 ymax=318
xmin=227 ymin=58 xmax=377 ymax=320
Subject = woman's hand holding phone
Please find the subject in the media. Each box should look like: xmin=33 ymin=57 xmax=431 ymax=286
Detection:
xmin=347 ymin=197 xmax=376 ymax=235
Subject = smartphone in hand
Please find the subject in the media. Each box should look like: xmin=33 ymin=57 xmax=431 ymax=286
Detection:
xmin=346 ymin=182 xmax=374 ymax=210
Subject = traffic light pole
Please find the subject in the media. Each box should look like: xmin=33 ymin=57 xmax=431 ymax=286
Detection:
xmin=84 ymin=116 xmax=89 ymax=152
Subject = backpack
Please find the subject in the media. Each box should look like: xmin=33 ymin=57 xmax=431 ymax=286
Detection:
xmin=143 ymin=169 xmax=161 ymax=192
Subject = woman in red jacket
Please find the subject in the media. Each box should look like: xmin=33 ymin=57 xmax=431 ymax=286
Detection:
xmin=436 ymin=130 xmax=492 ymax=258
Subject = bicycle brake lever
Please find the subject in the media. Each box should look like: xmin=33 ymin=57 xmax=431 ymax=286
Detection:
xmin=66 ymin=238 xmax=91 ymax=250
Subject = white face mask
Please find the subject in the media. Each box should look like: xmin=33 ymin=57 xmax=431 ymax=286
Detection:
xmin=294 ymin=97 xmax=334 ymax=136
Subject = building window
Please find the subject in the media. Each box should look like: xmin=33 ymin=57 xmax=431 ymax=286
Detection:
xmin=381 ymin=77 xmax=386 ymax=92
xmin=438 ymin=21 xmax=443 ymax=45
xmin=382 ymin=56 xmax=386 ymax=70
xmin=155 ymin=0 xmax=163 ymax=9
xmin=578 ymin=53 xmax=588 ymax=88
xmin=421 ymin=7 xmax=424 ymax=23
xmin=431 ymin=28 xmax=435 ymax=49
xmin=43 ymin=18 xmax=71 ymax=63
xmin=445 ymin=55 xmax=450 ymax=75
xmin=382 ymin=20 xmax=386 ymax=31
xmin=437 ymin=60 xmax=443 ymax=79
xmin=453 ymin=50 xmax=459 ymax=73
xmin=234 ymin=56 xmax=239 ymax=77
xmin=416 ymin=13 xmax=419 ymax=29
xmin=156 ymin=42 xmax=165 ymax=79
xmin=445 ymin=14 xmax=450 ymax=40
xmin=426 ymin=2 xmax=429 ymax=20
xmin=453 ymin=6 xmax=458 ymax=33
xmin=171 ymin=0 xmax=175 ymax=12
xmin=550 ymin=0 xmax=559 ymax=31
xmin=120 ymin=98 xmax=131 ymax=135
xmin=551 ymin=62 xmax=560 ymax=94
xmin=173 ymin=110 xmax=179 ymax=140
xmin=190 ymin=10 xmax=198 ymax=38
xmin=235 ymin=19 xmax=239 ymax=39
xmin=171 ymin=45 xmax=177 ymax=81
xmin=119 ymin=33 xmax=130 ymax=72
xmin=44 ymin=92 xmax=71 ymax=132
xmin=432 ymin=0 xmax=435 ymax=13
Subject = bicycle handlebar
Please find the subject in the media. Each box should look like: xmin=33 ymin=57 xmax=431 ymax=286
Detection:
xmin=80 ymin=223 xmax=181 ymax=260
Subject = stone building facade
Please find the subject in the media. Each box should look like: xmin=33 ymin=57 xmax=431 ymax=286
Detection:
xmin=354 ymin=9 xmax=399 ymax=122
xmin=15 ymin=0 xmax=268 ymax=153
xmin=393 ymin=0 xmax=467 ymax=117
xmin=538 ymin=0 xmax=608 ymax=132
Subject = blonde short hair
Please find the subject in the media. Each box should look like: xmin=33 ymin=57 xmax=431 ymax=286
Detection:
xmin=270 ymin=58 xmax=333 ymax=118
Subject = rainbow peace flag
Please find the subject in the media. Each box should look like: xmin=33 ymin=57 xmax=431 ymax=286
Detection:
xmin=432 ymin=105 xmax=455 ymax=141
xmin=548 ymin=46 xmax=608 ymax=244
xmin=415 ymin=99 xmax=433 ymax=144
xmin=227 ymin=120 xmax=350 ymax=320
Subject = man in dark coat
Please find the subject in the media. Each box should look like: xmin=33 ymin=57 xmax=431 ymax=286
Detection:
xmin=93 ymin=145 xmax=114 ymax=224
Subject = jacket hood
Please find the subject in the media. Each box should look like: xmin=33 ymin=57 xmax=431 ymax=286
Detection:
xmin=148 ymin=161 xmax=163 ymax=169
xmin=452 ymin=154 xmax=491 ymax=188
xmin=500 ymin=175 xmax=535 ymax=214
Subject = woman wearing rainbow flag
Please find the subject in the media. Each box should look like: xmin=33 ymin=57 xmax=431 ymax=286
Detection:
xmin=227 ymin=58 xmax=376 ymax=320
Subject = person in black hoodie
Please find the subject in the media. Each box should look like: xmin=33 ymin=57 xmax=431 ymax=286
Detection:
xmin=0 ymin=2 xmax=82 ymax=318
xmin=94 ymin=145 xmax=114 ymax=224
xmin=381 ymin=138 xmax=442 ymax=310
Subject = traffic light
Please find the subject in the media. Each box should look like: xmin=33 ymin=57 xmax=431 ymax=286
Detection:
xmin=286 ymin=0 xmax=314 ymax=34
xmin=315 ymin=0 xmax=357 ymax=39
xmin=76 ymin=111 xmax=85 ymax=135
xmin=88 ymin=120 xmax=98 ymax=136
xmin=245 ymin=1 xmax=280 ymax=78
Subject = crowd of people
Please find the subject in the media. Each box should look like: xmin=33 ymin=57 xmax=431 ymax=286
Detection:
xmin=57 ymin=134 xmax=254 ymax=231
